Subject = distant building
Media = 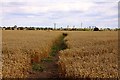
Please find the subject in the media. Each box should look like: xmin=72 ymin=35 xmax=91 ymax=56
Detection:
xmin=23 ymin=27 xmax=27 ymax=30
xmin=14 ymin=25 xmax=17 ymax=28
xmin=13 ymin=25 xmax=17 ymax=30
xmin=2 ymin=27 xmax=6 ymax=30
xmin=67 ymin=25 xmax=69 ymax=29
xmin=34 ymin=28 xmax=37 ymax=30
xmin=54 ymin=23 xmax=56 ymax=30
xmin=89 ymin=26 xmax=91 ymax=29
xmin=14 ymin=27 xmax=17 ymax=30
xmin=60 ymin=27 xmax=63 ymax=30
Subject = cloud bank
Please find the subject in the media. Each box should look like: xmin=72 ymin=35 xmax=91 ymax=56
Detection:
xmin=0 ymin=0 xmax=118 ymax=28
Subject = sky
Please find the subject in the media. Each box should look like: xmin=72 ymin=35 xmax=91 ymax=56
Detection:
xmin=0 ymin=0 xmax=119 ymax=28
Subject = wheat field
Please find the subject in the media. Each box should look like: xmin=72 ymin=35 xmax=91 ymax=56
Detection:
xmin=2 ymin=30 xmax=118 ymax=78
xmin=58 ymin=31 xmax=118 ymax=78
xmin=2 ymin=30 xmax=61 ymax=78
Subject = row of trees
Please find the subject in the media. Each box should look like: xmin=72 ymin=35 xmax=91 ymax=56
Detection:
xmin=1 ymin=25 xmax=119 ymax=31
xmin=2 ymin=27 xmax=54 ymax=30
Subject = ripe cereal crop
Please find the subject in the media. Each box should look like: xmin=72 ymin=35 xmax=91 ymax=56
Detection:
xmin=58 ymin=31 xmax=118 ymax=78
xmin=2 ymin=30 xmax=61 ymax=78
xmin=2 ymin=30 xmax=119 ymax=79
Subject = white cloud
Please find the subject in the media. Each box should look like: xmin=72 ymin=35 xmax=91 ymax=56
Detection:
xmin=0 ymin=0 xmax=118 ymax=28
xmin=14 ymin=2 xmax=94 ymax=14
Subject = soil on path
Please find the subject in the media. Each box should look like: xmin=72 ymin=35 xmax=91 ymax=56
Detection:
xmin=29 ymin=33 xmax=68 ymax=79
xmin=29 ymin=54 xmax=59 ymax=78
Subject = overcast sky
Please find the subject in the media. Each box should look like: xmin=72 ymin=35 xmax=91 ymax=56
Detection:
xmin=0 ymin=0 xmax=119 ymax=28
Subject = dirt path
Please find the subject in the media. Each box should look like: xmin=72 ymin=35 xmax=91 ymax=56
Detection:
xmin=29 ymin=33 xmax=68 ymax=79
xmin=29 ymin=54 xmax=59 ymax=78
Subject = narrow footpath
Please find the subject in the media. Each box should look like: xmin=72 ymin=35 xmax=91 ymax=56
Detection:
xmin=29 ymin=33 xmax=68 ymax=79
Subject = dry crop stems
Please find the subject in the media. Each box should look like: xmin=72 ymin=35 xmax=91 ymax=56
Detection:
xmin=58 ymin=31 xmax=118 ymax=78
xmin=2 ymin=30 xmax=61 ymax=78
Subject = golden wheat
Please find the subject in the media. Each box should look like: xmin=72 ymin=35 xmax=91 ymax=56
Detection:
xmin=2 ymin=30 xmax=61 ymax=78
xmin=58 ymin=31 xmax=118 ymax=78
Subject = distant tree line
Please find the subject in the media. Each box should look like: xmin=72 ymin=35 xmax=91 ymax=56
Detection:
xmin=0 ymin=25 xmax=119 ymax=31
